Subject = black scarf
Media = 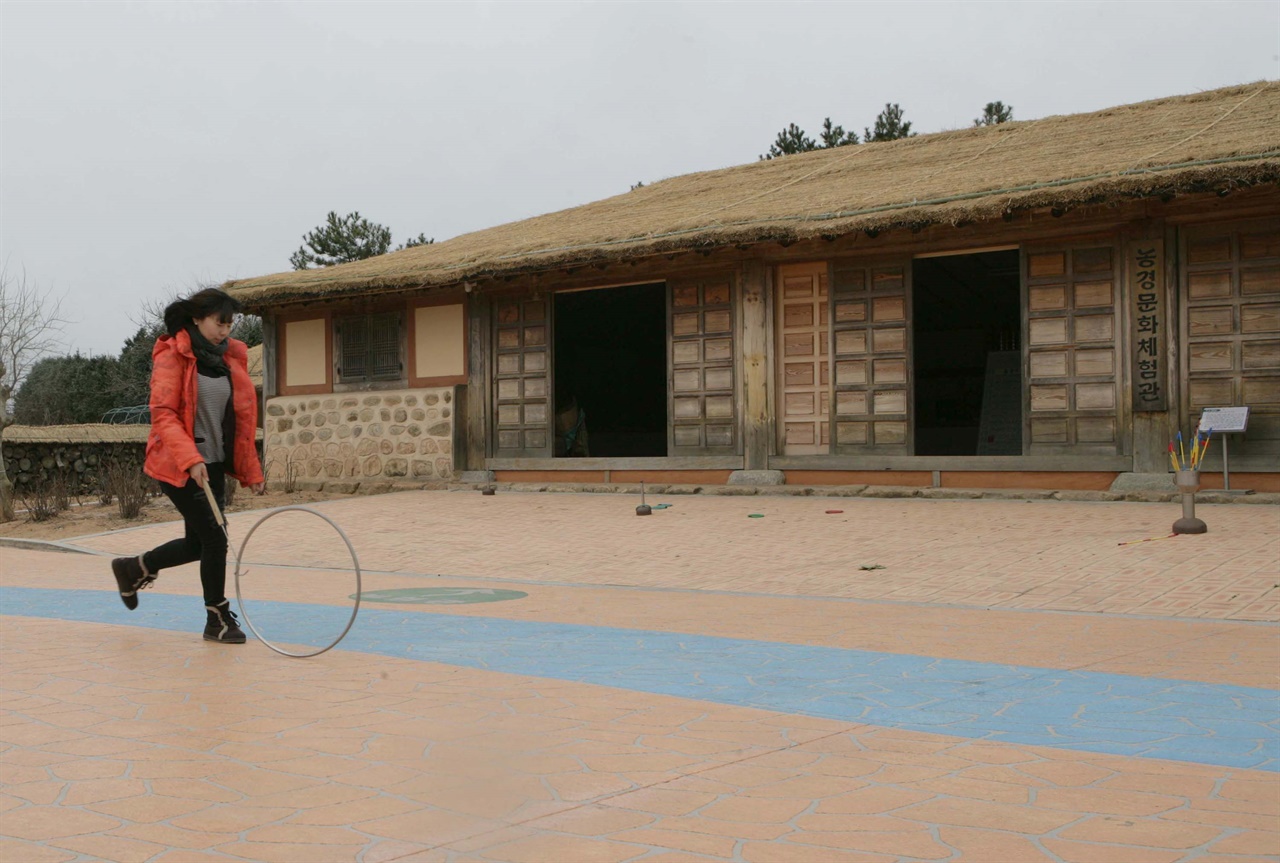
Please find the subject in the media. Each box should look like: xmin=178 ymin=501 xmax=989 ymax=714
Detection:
xmin=185 ymin=324 xmax=230 ymax=378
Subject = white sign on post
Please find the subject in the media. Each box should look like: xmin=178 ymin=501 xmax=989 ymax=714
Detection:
xmin=1196 ymin=407 xmax=1250 ymax=492
xmin=1198 ymin=406 xmax=1249 ymax=434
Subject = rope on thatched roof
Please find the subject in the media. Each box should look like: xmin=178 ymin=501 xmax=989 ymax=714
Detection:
xmin=458 ymin=151 xmax=1280 ymax=260
xmin=681 ymin=139 xmax=876 ymax=229
xmin=224 ymin=82 xmax=1280 ymax=306
xmin=1128 ymin=81 xmax=1272 ymax=169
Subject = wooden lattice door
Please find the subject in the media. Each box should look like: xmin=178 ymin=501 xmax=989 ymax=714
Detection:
xmin=1182 ymin=221 xmax=1280 ymax=460
xmin=776 ymin=263 xmax=829 ymax=454
xmin=492 ymin=297 xmax=551 ymax=456
xmin=830 ymin=260 xmax=911 ymax=453
xmin=669 ymin=276 xmax=737 ymax=454
xmin=1024 ymin=244 xmax=1121 ymax=452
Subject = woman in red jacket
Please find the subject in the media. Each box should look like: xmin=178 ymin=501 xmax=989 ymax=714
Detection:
xmin=111 ymin=288 xmax=265 ymax=643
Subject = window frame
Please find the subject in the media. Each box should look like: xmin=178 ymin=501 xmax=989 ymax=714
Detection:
xmin=334 ymin=310 xmax=406 ymax=388
xmin=276 ymin=311 xmax=333 ymax=397
xmin=407 ymin=296 xmax=470 ymax=388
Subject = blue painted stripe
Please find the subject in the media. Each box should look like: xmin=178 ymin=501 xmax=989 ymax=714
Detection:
xmin=3 ymin=586 xmax=1276 ymax=772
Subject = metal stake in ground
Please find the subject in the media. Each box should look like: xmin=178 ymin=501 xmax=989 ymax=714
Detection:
xmin=636 ymin=481 xmax=652 ymax=516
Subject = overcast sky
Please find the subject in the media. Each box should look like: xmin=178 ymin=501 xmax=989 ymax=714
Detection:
xmin=2 ymin=0 xmax=1277 ymax=359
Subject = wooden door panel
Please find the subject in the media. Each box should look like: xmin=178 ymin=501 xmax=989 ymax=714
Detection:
xmin=831 ymin=259 xmax=911 ymax=454
xmin=1182 ymin=220 xmax=1280 ymax=461
xmin=492 ymin=297 xmax=552 ymax=456
xmin=775 ymin=263 xmax=829 ymax=455
xmin=1024 ymin=243 xmax=1120 ymax=453
xmin=669 ymin=276 xmax=737 ymax=455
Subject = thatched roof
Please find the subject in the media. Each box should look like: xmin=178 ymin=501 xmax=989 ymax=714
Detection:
xmin=227 ymin=82 xmax=1280 ymax=305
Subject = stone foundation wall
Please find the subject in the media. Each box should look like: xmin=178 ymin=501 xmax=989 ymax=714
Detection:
xmin=263 ymin=388 xmax=455 ymax=485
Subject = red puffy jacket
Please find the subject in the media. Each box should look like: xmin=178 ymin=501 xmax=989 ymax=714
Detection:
xmin=144 ymin=329 xmax=264 ymax=488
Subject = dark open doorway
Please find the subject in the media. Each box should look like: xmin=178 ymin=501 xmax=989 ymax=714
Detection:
xmin=913 ymin=250 xmax=1022 ymax=456
xmin=553 ymin=283 xmax=667 ymax=457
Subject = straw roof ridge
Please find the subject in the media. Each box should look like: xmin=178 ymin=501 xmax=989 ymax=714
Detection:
xmin=4 ymin=424 xmax=265 ymax=444
xmin=4 ymin=424 xmax=152 ymax=444
xmin=227 ymin=82 xmax=1280 ymax=305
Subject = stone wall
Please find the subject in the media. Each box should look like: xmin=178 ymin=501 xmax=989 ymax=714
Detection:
xmin=3 ymin=425 xmax=151 ymax=495
xmin=263 ymin=388 xmax=455 ymax=486
xmin=3 ymin=441 xmax=146 ymax=495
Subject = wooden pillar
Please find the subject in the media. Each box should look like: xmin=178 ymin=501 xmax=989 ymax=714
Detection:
xmin=741 ymin=261 xmax=770 ymax=470
xmin=260 ymin=314 xmax=278 ymax=400
xmin=463 ymin=294 xmax=489 ymax=470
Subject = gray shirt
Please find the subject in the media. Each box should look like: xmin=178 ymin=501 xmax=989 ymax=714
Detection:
xmin=193 ymin=374 xmax=231 ymax=463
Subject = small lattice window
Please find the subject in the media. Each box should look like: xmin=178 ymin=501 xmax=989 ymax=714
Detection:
xmin=336 ymin=312 xmax=402 ymax=383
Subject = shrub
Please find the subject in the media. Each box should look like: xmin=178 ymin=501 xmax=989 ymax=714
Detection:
xmin=19 ymin=480 xmax=60 ymax=523
xmin=96 ymin=470 xmax=114 ymax=505
xmin=51 ymin=475 xmax=72 ymax=513
xmin=265 ymin=453 xmax=300 ymax=494
xmin=283 ymin=454 xmax=301 ymax=494
xmin=108 ymin=461 xmax=153 ymax=520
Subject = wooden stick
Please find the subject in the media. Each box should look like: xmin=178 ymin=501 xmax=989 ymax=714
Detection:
xmin=201 ymin=478 xmax=227 ymax=534
xmin=1118 ymin=533 xmax=1179 ymax=546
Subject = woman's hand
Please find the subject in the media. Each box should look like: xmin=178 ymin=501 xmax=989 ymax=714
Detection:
xmin=251 ymin=482 xmax=266 ymax=495
xmin=189 ymin=462 xmax=209 ymax=489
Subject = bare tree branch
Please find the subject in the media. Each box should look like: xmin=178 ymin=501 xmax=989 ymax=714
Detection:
xmin=0 ymin=265 xmax=68 ymax=520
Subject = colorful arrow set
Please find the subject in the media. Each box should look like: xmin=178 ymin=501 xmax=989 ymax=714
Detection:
xmin=1169 ymin=428 xmax=1211 ymax=473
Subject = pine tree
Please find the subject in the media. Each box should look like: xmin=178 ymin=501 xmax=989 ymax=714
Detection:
xmin=864 ymin=103 xmax=915 ymax=142
xmin=974 ymin=101 xmax=1014 ymax=127
xmin=761 ymin=123 xmax=818 ymax=160
xmin=396 ymin=233 xmax=434 ymax=251
xmin=111 ymin=326 xmax=160 ymax=407
xmin=819 ymin=117 xmax=858 ymax=148
xmin=290 ymin=211 xmax=393 ymax=269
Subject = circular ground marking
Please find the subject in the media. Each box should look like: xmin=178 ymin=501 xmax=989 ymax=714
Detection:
xmin=353 ymin=587 xmax=528 ymax=605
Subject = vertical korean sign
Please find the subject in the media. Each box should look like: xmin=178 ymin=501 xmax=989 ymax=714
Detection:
xmin=1129 ymin=239 xmax=1166 ymax=411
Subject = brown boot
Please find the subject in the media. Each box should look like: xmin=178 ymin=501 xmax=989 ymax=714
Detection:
xmin=110 ymin=556 xmax=154 ymax=610
xmin=203 ymin=601 xmax=246 ymax=644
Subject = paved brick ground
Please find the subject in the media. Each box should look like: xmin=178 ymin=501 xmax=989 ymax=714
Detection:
xmin=71 ymin=491 xmax=1280 ymax=621
xmin=2 ymin=491 xmax=1277 ymax=862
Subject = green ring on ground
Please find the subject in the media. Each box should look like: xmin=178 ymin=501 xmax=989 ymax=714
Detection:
xmin=353 ymin=587 xmax=528 ymax=605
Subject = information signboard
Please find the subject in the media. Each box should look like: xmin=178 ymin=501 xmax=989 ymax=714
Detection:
xmin=1198 ymin=406 xmax=1250 ymax=434
xmin=1196 ymin=406 xmax=1250 ymax=491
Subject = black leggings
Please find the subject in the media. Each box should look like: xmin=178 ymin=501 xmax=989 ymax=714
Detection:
xmin=143 ymin=463 xmax=228 ymax=607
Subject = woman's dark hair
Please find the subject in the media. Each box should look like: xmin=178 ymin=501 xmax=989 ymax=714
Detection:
xmin=163 ymin=288 xmax=243 ymax=337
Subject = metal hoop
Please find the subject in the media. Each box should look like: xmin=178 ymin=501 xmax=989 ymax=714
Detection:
xmin=232 ymin=505 xmax=362 ymax=659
